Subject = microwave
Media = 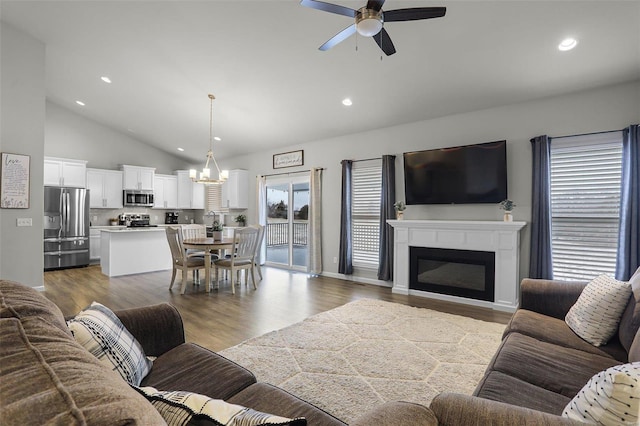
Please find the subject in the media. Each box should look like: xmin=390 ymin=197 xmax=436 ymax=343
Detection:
xmin=123 ymin=190 xmax=154 ymax=207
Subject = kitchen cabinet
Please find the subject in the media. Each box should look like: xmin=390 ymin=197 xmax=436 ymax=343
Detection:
xmin=89 ymin=228 xmax=101 ymax=261
xmin=221 ymin=169 xmax=249 ymax=209
xmin=121 ymin=165 xmax=155 ymax=190
xmin=176 ymin=170 xmax=205 ymax=209
xmin=86 ymin=168 xmax=123 ymax=209
xmin=153 ymin=174 xmax=178 ymax=209
xmin=44 ymin=157 xmax=87 ymax=188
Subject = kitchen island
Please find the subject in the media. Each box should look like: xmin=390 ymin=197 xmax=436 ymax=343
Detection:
xmin=100 ymin=227 xmax=172 ymax=277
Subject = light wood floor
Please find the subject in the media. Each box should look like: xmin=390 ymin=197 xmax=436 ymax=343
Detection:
xmin=43 ymin=265 xmax=513 ymax=352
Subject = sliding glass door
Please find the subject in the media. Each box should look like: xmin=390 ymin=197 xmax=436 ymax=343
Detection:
xmin=265 ymin=176 xmax=309 ymax=271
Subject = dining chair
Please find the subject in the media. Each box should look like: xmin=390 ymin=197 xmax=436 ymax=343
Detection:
xmin=180 ymin=224 xmax=218 ymax=281
xmin=166 ymin=226 xmax=206 ymax=295
xmin=213 ymin=226 xmax=260 ymax=294
xmin=251 ymin=224 xmax=265 ymax=281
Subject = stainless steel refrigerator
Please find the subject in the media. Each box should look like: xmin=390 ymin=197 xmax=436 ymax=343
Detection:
xmin=44 ymin=186 xmax=90 ymax=270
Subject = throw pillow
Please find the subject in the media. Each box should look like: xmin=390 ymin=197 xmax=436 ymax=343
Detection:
xmin=562 ymin=363 xmax=640 ymax=425
xmin=67 ymin=301 xmax=152 ymax=386
xmin=134 ymin=386 xmax=307 ymax=426
xmin=565 ymin=274 xmax=632 ymax=346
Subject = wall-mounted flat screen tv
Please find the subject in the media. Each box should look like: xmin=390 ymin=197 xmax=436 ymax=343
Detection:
xmin=403 ymin=140 xmax=507 ymax=205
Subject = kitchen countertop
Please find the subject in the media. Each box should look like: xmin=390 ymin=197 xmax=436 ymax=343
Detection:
xmin=99 ymin=227 xmax=168 ymax=233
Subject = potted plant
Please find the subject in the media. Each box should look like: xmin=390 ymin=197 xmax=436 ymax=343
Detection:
xmin=109 ymin=217 xmax=119 ymax=226
xmin=499 ymin=199 xmax=516 ymax=222
xmin=211 ymin=220 xmax=224 ymax=241
xmin=394 ymin=201 xmax=406 ymax=220
xmin=234 ymin=214 xmax=247 ymax=227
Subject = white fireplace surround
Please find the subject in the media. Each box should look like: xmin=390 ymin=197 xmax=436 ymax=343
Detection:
xmin=388 ymin=220 xmax=526 ymax=312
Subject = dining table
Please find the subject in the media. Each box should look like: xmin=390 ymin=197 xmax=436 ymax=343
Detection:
xmin=182 ymin=237 xmax=234 ymax=292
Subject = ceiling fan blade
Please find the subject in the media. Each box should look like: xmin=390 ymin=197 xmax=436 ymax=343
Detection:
xmin=319 ymin=24 xmax=357 ymax=51
xmin=373 ymin=28 xmax=396 ymax=56
xmin=366 ymin=0 xmax=386 ymax=12
xmin=384 ymin=7 xmax=446 ymax=22
xmin=300 ymin=0 xmax=356 ymax=18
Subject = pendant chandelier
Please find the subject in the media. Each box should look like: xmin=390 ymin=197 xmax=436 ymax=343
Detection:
xmin=189 ymin=94 xmax=228 ymax=185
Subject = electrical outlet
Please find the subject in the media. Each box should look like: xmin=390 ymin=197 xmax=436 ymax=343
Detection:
xmin=17 ymin=218 xmax=32 ymax=227
xmin=333 ymin=256 xmax=338 ymax=264
xmin=93 ymin=215 xmax=98 ymax=221
xmin=154 ymin=215 xmax=158 ymax=220
xmin=185 ymin=215 xmax=189 ymax=220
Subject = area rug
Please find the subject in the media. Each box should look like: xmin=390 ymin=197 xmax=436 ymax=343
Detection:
xmin=219 ymin=299 xmax=506 ymax=424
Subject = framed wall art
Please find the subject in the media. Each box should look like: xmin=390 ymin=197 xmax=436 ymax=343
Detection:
xmin=1 ymin=152 xmax=31 ymax=209
xmin=273 ymin=150 xmax=304 ymax=169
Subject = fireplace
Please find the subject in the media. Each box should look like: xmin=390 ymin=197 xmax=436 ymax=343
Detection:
xmin=410 ymin=247 xmax=495 ymax=302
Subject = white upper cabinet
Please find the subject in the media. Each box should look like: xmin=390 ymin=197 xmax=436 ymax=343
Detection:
xmin=121 ymin=165 xmax=155 ymax=190
xmin=176 ymin=170 xmax=205 ymax=209
xmin=87 ymin=168 xmax=123 ymax=209
xmin=44 ymin=157 xmax=87 ymax=188
xmin=153 ymin=174 xmax=178 ymax=209
xmin=221 ymin=169 xmax=249 ymax=210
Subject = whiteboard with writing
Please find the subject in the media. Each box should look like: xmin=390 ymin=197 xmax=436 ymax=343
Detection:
xmin=1 ymin=153 xmax=30 ymax=208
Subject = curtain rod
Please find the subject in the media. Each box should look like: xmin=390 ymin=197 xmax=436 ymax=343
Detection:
xmin=261 ymin=167 xmax=325 ymax=178
xmin=552 ymin=128 xmax=625 ymax=140
xmin=340 ymin=157 xmax=381 ymax=164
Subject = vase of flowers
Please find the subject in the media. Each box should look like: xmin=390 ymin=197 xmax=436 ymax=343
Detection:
xmin=499 ymin=199 xmax=516 ymax=222
xmin=394 ymin=201 xmax=406 ymax=220
xmin=211 ymin=220 xmax=223 ymax=240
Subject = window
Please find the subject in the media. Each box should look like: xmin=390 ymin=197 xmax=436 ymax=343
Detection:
xmin=549 ymin=132 xmax=623 ymax=281
xmin=205 ymin=184 xmax=225 ymax=213
xmin=352 ymin=159 xmax=382 ymax=268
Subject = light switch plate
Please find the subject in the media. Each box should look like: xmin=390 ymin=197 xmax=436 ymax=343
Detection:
xmin=17 ymin=218 xmax=32 ymax=227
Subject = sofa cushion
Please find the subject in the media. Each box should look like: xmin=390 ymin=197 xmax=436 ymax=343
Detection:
xmin=0 ymin=280 xmax=69 ymax=334
xmin=135 ymin=385 xmax=306 ymax=426
xmin=488 ymin=333 xmax=620 ymax=399
xmin=227 ymin=383 xmax=346 ymax=426
xmin=505 ymin=309 xmax=628 ymax=362
xmin=0 ymin=316 xmax=165 ymax=425
xmin=67 ymin=301 xmax=152 ymax=386
xmin=474 ymin=370 xmax=571 ymax=415
xmin=141 ymin=343 xmax=257 ymax=400
xmin=562 ymin=363 xmax=640 ymax=425
xmin=565 ymin=274 xmax=632 ymax=346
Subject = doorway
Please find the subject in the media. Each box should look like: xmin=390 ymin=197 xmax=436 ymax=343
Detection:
xmin=265 ymin=176 xmax=309 ymax=271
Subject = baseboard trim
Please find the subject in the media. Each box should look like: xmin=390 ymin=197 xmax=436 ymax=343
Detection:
xmin=321 ymin=272 xmax=392 ymax=288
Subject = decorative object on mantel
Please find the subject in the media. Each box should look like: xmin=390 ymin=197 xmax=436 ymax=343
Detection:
xmin=189 ymin=94 xmax=229 ymax=185
xmin=211 ymin=220 xmax=223 ymax=241
xmin=499 ymin=199 xmax=516 ymax=222
xmin=234 ymin=214 xmax=247 ymax=227
xmin=273 ymin=150 xmax=304 ymax=169
xmin=394 ymin=201 xmax=406 ymax=220
xmin=1 ymin=152 xmax=30 ymax=209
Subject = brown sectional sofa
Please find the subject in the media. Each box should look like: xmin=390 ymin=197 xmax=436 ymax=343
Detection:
xmin=2 ymin=277 xmax=637 ymax=425
xmin=0 ymin=280 xmax=433 ymax=425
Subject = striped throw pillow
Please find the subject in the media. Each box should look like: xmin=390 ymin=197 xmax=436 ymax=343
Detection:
xmin=565 ymin=275 xmax=632 ymax=346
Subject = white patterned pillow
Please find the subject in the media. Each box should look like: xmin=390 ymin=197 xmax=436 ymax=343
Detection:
xmin=67 ymin=301 xmax=152 ymax=385
xmin=134 ymin=386 xmax=307 ymax=426
xmin=565 ymin=275 xmax=632 ymax=346
xmin=563 ymin=363 xmax=640 ymax=425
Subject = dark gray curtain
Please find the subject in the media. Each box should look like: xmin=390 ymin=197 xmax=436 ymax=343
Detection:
xmin=529 ymin=135 xmax=554 ymax=279
xmin=378 ymin=155 xmax=396 ymax=281
xmin=338 ymin=160 xmax=353 ymax=275
xmin=616 ymin=124 xmax=640 ymax=280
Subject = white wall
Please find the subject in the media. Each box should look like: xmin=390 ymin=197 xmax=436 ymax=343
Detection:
xmin=46 ymin=101 xmax=191 ymax=174
xmin=0 ymin=22 xmax=46 ymax=287
xmin=221 ymin=80 xmax=640 ymax=283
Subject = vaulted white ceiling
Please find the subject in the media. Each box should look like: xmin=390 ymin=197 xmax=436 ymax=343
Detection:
xmin=2 ymin=1 xmax=639 ymax=162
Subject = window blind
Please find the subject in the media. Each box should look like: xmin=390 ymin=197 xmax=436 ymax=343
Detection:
xmin=550 ymin=134 xmax=622 ymax=281
xmin=205 ymin=184 xmax=226 ymax=213
xmin=352 ymin=160 xmax=382 ymax=267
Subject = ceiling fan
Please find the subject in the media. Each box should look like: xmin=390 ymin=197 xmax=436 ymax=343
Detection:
xmin=300 ymin=0 xmax=446 ymax=56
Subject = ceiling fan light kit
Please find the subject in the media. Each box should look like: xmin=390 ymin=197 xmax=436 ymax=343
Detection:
xmin=300 ymin=0 xmax=446 ymax=56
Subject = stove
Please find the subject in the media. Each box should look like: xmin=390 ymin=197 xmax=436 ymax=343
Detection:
xmin=119 ymin=213 xmax=157 ymax=228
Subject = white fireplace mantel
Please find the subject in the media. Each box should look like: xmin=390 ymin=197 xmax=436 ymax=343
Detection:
xmin=388 ymin=220 xmax=526 ymax=312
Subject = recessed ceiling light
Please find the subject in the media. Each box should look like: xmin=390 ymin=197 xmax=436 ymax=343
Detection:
xmin=101 ymin=76 xmax=112 ymax=84
xmin=214 ymin=136 xmax=222 ymax=141
xmin=177 ymin=147 xmax=185 ymax=152
xmin=75 ymin=100 xmax=85 ymax=106
xmin=342 ymin=98 xmax=353 ymax=106
xmin=558 ymin=37 xmax=578 ymax=51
